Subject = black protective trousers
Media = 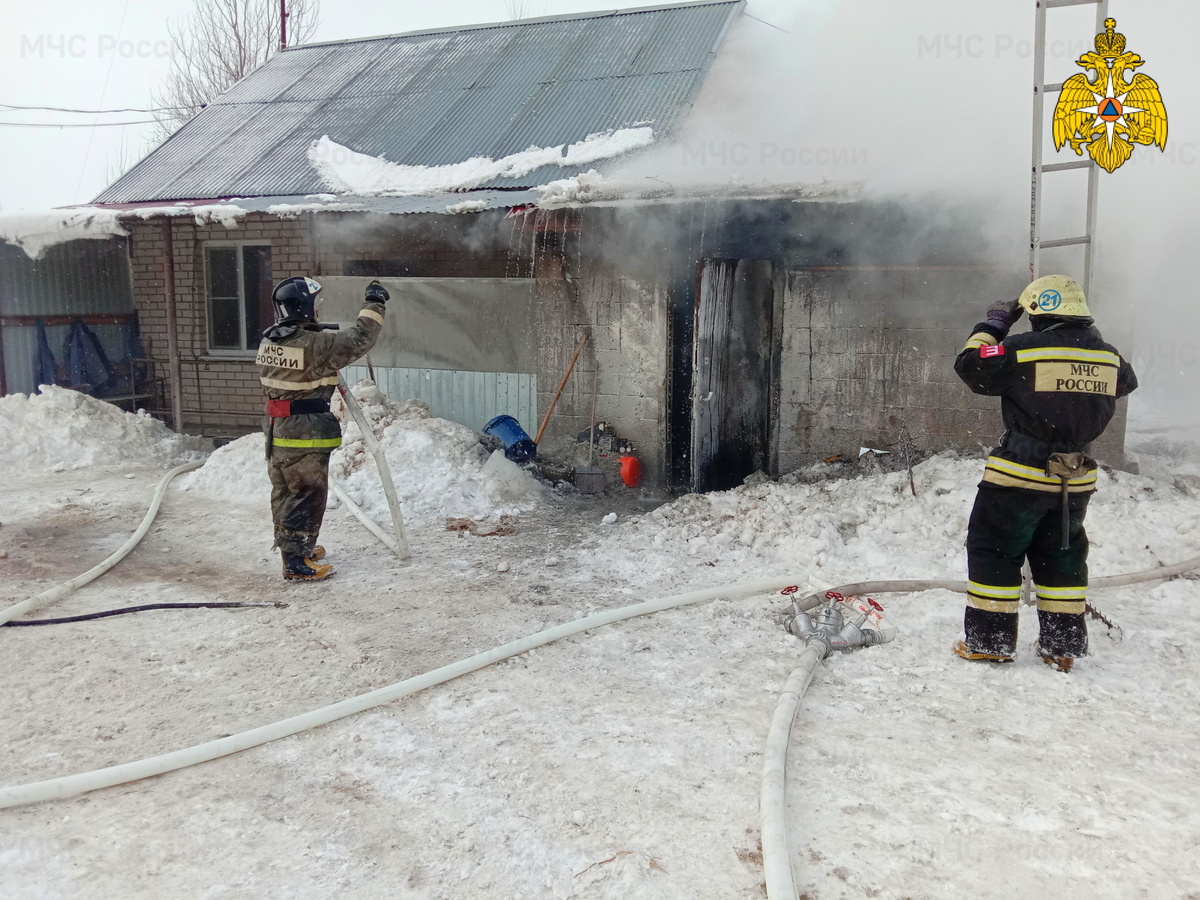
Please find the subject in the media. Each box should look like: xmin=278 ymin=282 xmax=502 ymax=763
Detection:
xmin=964 ymin=485 xmax=1090 ymax=658
xmin=267 ymin=450 xmax=331 ymax=557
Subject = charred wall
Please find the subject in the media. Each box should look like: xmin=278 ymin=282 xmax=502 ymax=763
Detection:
xmin=124 ymin=199 xmax=1128 ymax=476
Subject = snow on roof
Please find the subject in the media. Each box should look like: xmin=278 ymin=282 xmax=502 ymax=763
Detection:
xmin=0 ymin=203 xmax=250 ymax=259
xmin=307 ymin=129 xmax=656 ymax=196
xmin=0 ymin=209 xmax=132 ymax=260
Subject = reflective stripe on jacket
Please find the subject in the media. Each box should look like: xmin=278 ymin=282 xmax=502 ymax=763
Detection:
xmin=954 ymin=319 xmax=1137 ymax=491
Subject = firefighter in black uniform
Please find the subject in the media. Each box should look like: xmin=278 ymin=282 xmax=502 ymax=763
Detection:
xmin=953 ymin=274 xmax=1137 ymax=671
xmin=257 ymin=276 xmax=389 ymax=581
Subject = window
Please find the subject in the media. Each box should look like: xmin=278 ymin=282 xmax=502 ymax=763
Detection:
xmin=206 ymin=244 xmax=273 ymax=351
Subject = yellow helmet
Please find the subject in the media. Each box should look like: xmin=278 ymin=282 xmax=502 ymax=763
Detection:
xmin=1019 ymin=274 xmax=1091 ymax=317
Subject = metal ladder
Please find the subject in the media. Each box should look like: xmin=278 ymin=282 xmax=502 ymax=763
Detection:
xmin=1030 ymin=0 xmax=1110 ymax=294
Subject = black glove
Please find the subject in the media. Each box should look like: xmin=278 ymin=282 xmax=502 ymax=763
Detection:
xmin=985 ymin=297 xmax=1022 ymax=333
xmin=365 ymin=280 xmax=389 ymax=303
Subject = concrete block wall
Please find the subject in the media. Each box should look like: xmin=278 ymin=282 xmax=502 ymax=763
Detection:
xmin=774 ymin=266 xmax=1129 ymax=470
xmin=536 ymin=252 xmax=668 ymax=484
xmin=128 ymin=212 xmax=314 ymax=435
xmin=775 ymin=268 xmax=1008 ymax=472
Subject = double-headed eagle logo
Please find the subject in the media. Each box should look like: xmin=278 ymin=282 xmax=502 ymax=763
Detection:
xmin=1053 ymin=18 xmax=1168 ymax=173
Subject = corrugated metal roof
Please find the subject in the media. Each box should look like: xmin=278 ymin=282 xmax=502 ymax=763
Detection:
xmin=96 ymin=1 xmax=743 ymax=203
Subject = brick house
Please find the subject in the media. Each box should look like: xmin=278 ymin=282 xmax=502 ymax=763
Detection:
xmin=0 ymin=1 xmax=1128 ymax=490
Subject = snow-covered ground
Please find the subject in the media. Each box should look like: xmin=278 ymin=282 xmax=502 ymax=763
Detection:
xmin=2 ymin=388 xmax=1199 ymax=899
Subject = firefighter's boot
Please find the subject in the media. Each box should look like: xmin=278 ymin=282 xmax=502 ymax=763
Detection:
xmin=952 ymin=640 xmax=1014 ymax=664
xmin=282 ymin=551 xmax=334 ymax=581
xmin=1034 ymin=641 xmax=1075 ymax=673
xmin=309 ymin=545 xmax=326 ymax=562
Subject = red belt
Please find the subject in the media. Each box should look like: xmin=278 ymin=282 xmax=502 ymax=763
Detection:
xmin=266 ymin=399 xmax=330 ymax=417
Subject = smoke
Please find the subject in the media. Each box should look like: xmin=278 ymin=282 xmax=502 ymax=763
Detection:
xmin=612 ymin=0 xmax=1200 ymax=431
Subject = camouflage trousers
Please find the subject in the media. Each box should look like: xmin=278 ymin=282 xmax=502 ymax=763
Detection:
xmin=267 ymin=450 xmax=330 ymax=556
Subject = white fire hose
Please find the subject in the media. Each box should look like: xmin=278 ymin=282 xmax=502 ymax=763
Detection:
xmin=0 ymin=577 xmax=802 ymax=809
xmin=336 ymin=375 xmax=410 ymax=560
xmin=4 ymin=448 xmax=1198 ymax=897
xmin=760 ymin=557 xmax=1200 ymax=900
xmin=0 ymin=461 xmax=204 ymax=626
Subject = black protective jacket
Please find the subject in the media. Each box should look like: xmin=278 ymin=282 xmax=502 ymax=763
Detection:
xmin=955 ymin=318 xmax=1137 ymax=492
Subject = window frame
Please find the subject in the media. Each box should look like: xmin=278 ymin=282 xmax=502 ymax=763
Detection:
xmin=203 ymin=240 xmax=273 ymax=357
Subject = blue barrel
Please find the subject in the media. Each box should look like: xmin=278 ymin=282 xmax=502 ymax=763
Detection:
xmin=483 ymin=415 xmax=537 ymax=462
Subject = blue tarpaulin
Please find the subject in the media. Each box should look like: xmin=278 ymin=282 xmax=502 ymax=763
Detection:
xmin=34 ymin=318 xmax=57 ymax=390
xmin=63 ymin=320 xmax=113 ymax=396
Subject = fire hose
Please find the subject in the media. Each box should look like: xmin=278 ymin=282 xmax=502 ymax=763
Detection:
xmin=760 ymin=556 xmax=1200 ymax=900
xmin=0 ymin=460 xmax=204 ymax=627
xmin=0 ymin=577 xmax=802 ymax=809
xmin=336 ymin=374 xmax=410 ymax=560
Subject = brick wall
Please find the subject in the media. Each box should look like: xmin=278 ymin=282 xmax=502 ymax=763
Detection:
xmin=128 ymin=210 xmax=531 ymax=437
xmin=128 ymin=212 xmax=314 ymax=435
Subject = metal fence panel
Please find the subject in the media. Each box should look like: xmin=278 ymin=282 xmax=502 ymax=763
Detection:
xmin=342 ymin=365 xmax=536 ymax=434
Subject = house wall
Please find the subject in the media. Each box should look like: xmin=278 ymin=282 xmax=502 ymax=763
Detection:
xmin=127 ymin=213 xmax=314 ymax=435
xmin=774 ymin=267 xmax=1127 ymax=470
xmin=535 ymin=250 xmax=669 ymax=485
xmin=126 ymin=206 xmax=1126 ymax=484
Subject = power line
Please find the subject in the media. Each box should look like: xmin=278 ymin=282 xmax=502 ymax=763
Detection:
xmin=76 ymin=0 xmax=132 ymax=203
xmin=0 ymin=119 xmax=156 ymax=128
xmin=744 ymin=12 xmax=792 ymax=34
xmin=1 ymin=102 xmax=185 ymax=114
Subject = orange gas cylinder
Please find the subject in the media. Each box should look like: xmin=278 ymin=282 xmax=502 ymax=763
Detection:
xmin=619 ymin=456 xmax=642 ymax=488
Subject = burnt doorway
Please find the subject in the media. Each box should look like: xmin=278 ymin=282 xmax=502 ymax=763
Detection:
xmin=691 ymin=259 xmax=775 ymax=493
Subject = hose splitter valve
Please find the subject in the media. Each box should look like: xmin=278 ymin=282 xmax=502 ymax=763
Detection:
xmin=781 ymin=589 xmax=890 ymax=652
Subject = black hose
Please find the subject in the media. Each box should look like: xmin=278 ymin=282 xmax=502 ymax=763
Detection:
xmin=2 ymin=602 xmax=286 ymax=627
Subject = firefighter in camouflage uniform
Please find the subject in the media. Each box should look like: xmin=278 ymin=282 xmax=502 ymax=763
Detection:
xmin=256 ymin=276 xmax=389 ymax=580
xmin=953 ymin=274 xmax=1137 ymax=671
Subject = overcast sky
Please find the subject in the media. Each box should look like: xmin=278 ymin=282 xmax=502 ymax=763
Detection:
xmin=0 ymin=0 xmax=640 ymax=210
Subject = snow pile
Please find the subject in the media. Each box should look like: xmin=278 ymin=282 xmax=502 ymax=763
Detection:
xmin=590 ymin=452 xmax=1200 ymax=588
xmin=443 ymin=199 xmax=491 ymax=214
xmin=176 ymin=432 xmax=271 ymax=501
xmin=181 ymin=382 xmax=542 ymax=524
xmin=307 ymin=128 xmax=655 ymax=195
xmin=332 ymin=384 xmax=542 ymax=523
xmin=0 ymin=385 xmax=210 ymax=471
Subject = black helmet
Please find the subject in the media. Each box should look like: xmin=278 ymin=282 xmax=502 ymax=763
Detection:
xmin=272 ymin=276 xmax=323 ymax=322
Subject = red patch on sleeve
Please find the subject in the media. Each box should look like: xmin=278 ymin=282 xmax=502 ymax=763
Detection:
xmin=979 ymin=344 xmax=1006 ymax=358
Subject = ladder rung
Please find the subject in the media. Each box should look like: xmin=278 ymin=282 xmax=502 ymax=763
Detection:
xmin=1045 ymin=0 xmax=1103 ymax=8
xmin=1042 ymin=82 xmax=1065 ymax=94
xmin=1039 ymin=236 xmax=1091 ymax=249
xmin=1042 ymin=160 xmax=1093 ymax=172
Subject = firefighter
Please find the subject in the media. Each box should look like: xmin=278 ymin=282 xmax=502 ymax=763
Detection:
xmin=953 ymin=274 xmax=1137 ymax=671
xmin=257 ymin=276 xmax=389 ymax=580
